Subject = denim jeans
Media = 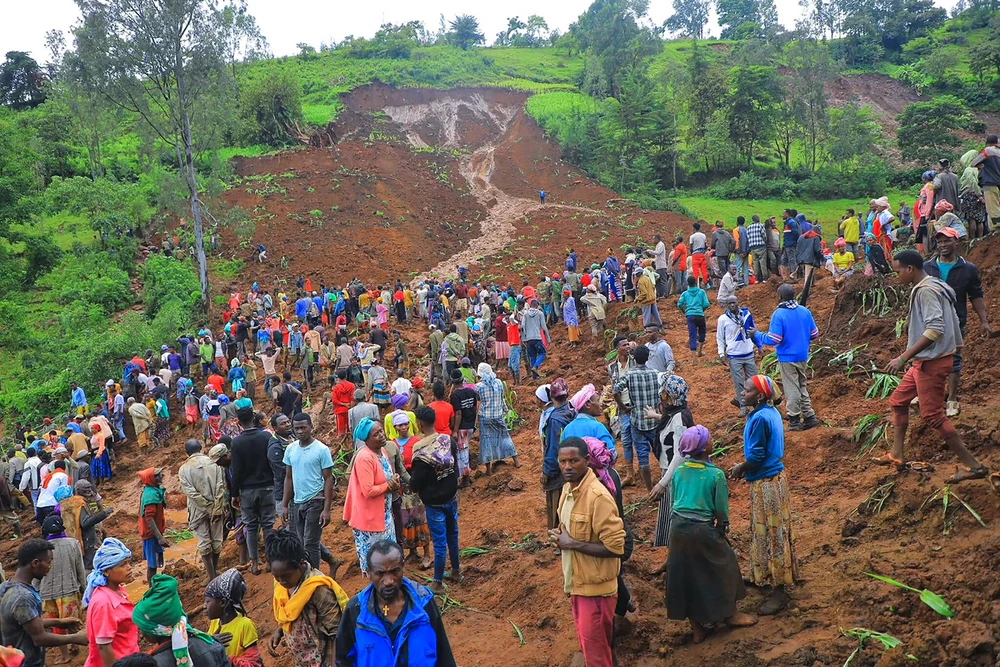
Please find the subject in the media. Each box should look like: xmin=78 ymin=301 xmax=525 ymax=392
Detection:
xmin=291 ymin=496 xmax=325 ymax=568
xmin=240 ymin=486 xmax=276 ymax=562
xmin=525 ymin=339 xmax=546 ymax=371
xmin=508 ymin=345 xmax=522 ymax=379
xmin=425 ymin=497 xmax=460 ymax=583
xmin=628 ymin=422 xmax=655 ymax=469
xmin=734 ymin=254 xmax=750 ymax=285
xmin=619 ymin=413 xmax=634 ymax=462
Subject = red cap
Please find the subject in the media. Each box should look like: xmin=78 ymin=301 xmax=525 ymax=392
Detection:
xmin=935 ymin=227 xmax=960 ymax=239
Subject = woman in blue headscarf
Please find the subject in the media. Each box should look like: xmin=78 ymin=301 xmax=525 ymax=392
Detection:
xmin=84 ymin=537 xmax=142 ymax=665
xmin=343 ymin=418 xmax=399 ymax=575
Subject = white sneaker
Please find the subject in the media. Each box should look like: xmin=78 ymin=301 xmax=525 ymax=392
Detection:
xmin=946 ymin=400 xmax=960 ymax=418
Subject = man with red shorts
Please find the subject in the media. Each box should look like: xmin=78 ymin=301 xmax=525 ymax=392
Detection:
xmin=689 ymin=222 xmax=710 ymax=289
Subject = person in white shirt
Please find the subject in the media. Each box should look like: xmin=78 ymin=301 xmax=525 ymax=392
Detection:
xmin=653 ymin=234 xmax=669 ymax=298
xmin=34 ymin=459 xmax=70 ymax=525
xmin=391 ymin=370 xmax=412 ymax=397
xmin=717 ymin=296 xmax=759 ymax=416
xmin=718 ymin=264 xmax=738 ymax=303
xmin=19 ymin=448 xmax=44 ymax=504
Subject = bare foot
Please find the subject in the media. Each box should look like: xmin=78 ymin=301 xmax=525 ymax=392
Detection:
xmin=428 ymin=580 xmax=446 ymax=594
xmin=726 ymin=612 xmax=758 ymax=627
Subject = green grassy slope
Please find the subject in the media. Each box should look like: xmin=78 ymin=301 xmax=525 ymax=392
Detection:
xmin=245 ymin=46 xmax=584 ymax=125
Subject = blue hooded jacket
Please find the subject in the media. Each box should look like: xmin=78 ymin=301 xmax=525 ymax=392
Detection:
xmin=336 ymin=578 xmax=455 ymax=667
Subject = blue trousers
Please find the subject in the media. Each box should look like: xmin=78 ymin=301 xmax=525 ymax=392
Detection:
xmin=686 ymin=315 xmax=706 ymax=351
xmin=734 ymin=254 xmax=750 ymax=285
xmin=526 ymin=339 xmax=546 ymax=370
xmin=425 ymin=498 xmax=460 ymax=583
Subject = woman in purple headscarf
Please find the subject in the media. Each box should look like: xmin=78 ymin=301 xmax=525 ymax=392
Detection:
xmin=665 ymin=425 xmax=756 ymax=643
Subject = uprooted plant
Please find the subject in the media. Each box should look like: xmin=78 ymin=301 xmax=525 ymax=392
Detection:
xmin=840 ymin=627 xmax=911 ymax=666
xmin=919 ymin=485 xmax=987 ymax=535
xmin=852 ymin=414 xmax=888 ymax=460
xmin=866 ymin=373 xmax=901 ymax=399
xmin=865 ymin=573 xmax=955 ymax=618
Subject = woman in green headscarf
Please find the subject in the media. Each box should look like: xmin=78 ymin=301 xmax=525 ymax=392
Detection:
xmin=960 ymin=149 xmax=988 ymax=239
xmin=133 ymin=574 xmax=230 ymax=667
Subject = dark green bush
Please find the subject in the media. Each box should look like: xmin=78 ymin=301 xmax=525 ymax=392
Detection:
xmin=142 ymin=255 xmax=200 ymax=319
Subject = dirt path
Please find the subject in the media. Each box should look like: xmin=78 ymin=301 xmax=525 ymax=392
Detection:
xmin=383 ymin=95 xmax=601 ymax=283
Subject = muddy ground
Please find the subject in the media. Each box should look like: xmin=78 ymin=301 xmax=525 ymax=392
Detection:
xmin=13 ymin=85 xmax=1000 ymax=666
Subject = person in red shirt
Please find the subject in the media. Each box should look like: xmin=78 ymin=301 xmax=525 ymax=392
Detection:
xmin=130 ymin=355 xmax=147 ymax=373
xmin=427 ymin=381 xmax=456 ymax=435
xmin=331 ymin=370 xmax=356 ymax=441
xmin=506 ymin=311 xmax=522 ymax=384
xmin=393 ymin=288 xmax=406 ymax=323
xmin=581 ymin=271 xmax=592 ymax=289
xmin=206 ymin=372 xmax=225 ymax=394
xmin=671 ymin=236 xmax=689 ymax=296
xmin=521 ymin=281 xmax=537 ymax=300
xmin=137 ymin=467 xmax=168 ymax=585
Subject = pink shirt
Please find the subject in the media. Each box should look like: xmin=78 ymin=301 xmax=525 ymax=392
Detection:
xmin=85 ymin=586 xmax=140 ymax=667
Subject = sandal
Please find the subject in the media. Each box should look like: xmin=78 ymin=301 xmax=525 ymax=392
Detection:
xmin=946 ymin=465 xmax=988 ymax=484
xmin=904 ymin=461 xmax=934 ymax=473
xmin=988 ymin=472 xmax=1000 ymax=496
xmin=872 ymin=453 xmax=904 ymax=468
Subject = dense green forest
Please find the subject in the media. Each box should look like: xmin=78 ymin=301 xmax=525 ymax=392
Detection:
xmin=1 ymin=0 xmax=999 ymax=420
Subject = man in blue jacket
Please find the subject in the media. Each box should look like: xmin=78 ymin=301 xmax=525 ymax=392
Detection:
xmin=335 ymin=539 xmax=456 ymax=667
xmin=753 ymin=284 xmax=821 ymax=431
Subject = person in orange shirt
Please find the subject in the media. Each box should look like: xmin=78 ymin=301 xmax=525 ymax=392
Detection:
xmin=522 ymin=281 xmax=537 ymax=301
xmin=671 ymin=236 xmax=689 ymax=296
xmin=332 ymin=370 xmax=356 ymax=444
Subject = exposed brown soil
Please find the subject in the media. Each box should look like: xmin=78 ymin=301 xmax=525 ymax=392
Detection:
xmin=17 ymin=84 xmax=1000 ymax=666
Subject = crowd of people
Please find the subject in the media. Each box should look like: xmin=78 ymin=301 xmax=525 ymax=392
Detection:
xmin=1 ymin=138 xmax=998 ymax=667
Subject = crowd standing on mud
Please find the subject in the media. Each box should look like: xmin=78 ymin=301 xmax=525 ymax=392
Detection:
xmin=0 ymin=137 xmax=998 ymax=667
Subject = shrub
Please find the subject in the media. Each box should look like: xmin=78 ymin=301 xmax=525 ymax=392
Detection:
xmin=237 ymin=70 xmax=304 ymax=145
xmin=37 ymin=255 xmax=133 ymax=314
xmin=143 ymin=255 xmax=200 ymax=319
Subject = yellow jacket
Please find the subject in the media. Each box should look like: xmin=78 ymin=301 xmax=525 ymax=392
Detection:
xmin=557 ymin=469 xmax=625 ymax=597
xmin=635 ymin=274 xmax=656 ymax=306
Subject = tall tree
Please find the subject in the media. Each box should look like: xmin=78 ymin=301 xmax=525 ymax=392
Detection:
xmin=72 ymin=0 xmax=262 ymax=310
xmin=0 ymin=52 xmax=48 ymax=110
xmin=448 ymin=15 xmax=485 ymax=50
xmin=571 ymin=0 xmax=663 ymax=98
xmin=896 ymin=96 xmax=973 ymax=162
xmin=726 ymin=66 xmax=783 ymax=167
xmin=716 ymin=0 xmax=762 ymax=39
xmin=664 ymin=0 xmax=711 ymax=38
xmin=826 ymin=101 xmax=882 ymax=166
xmin=786 ymin=40 xmax=834 ymax=171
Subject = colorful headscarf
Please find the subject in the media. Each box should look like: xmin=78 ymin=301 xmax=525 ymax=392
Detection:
xmin=569 ymin=384 xmax=597 ymax=412
xmin=582 ymin=436 xmax=616 ymax=495
xmin=133 ymin=574 xmax=215 ymax=666
xmin=677 ymin=425 xmax=711 ymax=457
xmin=934 ymin=199 xmax=954 ymax=212
xmin=204 ymin=568 xmax=248 ymax=616
xmin=391 ymin=410 xmax=411 ymax=427
xmin=83 ymin=537 xmax=133 ymax=606
xmin=138 ymin=469 xmax=165 ymax=515
xmin=661 ymin=374 xmax=689 ymax=406
xmin=354 ymin=417 xmax=377 ymax=443
xmin=873 ymin=196 xmax=890 ymax=208
xmin=390 ymin=393 xmax=409 ymax=410
xmin=550 ymin=378 xmax=570 ymax=399
xmin=751 ymin=374 xmax=781 ymax=401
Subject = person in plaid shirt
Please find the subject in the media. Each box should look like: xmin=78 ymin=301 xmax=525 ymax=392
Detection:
xmin=747 ymin=215 xmax=769 ymax=283
xmin=613 ymin=345 xmax=660 ymax=491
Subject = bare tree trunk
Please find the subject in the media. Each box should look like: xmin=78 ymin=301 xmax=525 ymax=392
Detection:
xmin=175 ymin=45 xmax=210 ymax=312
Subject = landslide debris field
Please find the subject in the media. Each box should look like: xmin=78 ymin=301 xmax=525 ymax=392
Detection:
xmin=49 ymin=85 xmax=1000 ymax=666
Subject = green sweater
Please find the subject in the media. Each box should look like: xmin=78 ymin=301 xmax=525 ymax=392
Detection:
xmin=677 ymin=287 xmax=710 ymax=317
xmin=670 ymin=461 xmax=729 ymax=523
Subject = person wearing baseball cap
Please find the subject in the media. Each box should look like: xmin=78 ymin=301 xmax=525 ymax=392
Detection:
xmin=879 ymin=249 xmax=987 ymax=484
xmin=922 ymin=225 xmax=991 ymax=418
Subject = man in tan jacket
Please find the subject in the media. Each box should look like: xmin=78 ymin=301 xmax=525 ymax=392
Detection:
xmin=178 ymin=438 xmax=228 ymax=582
xmin=549 ymin=437 xmax=626 ymax=667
